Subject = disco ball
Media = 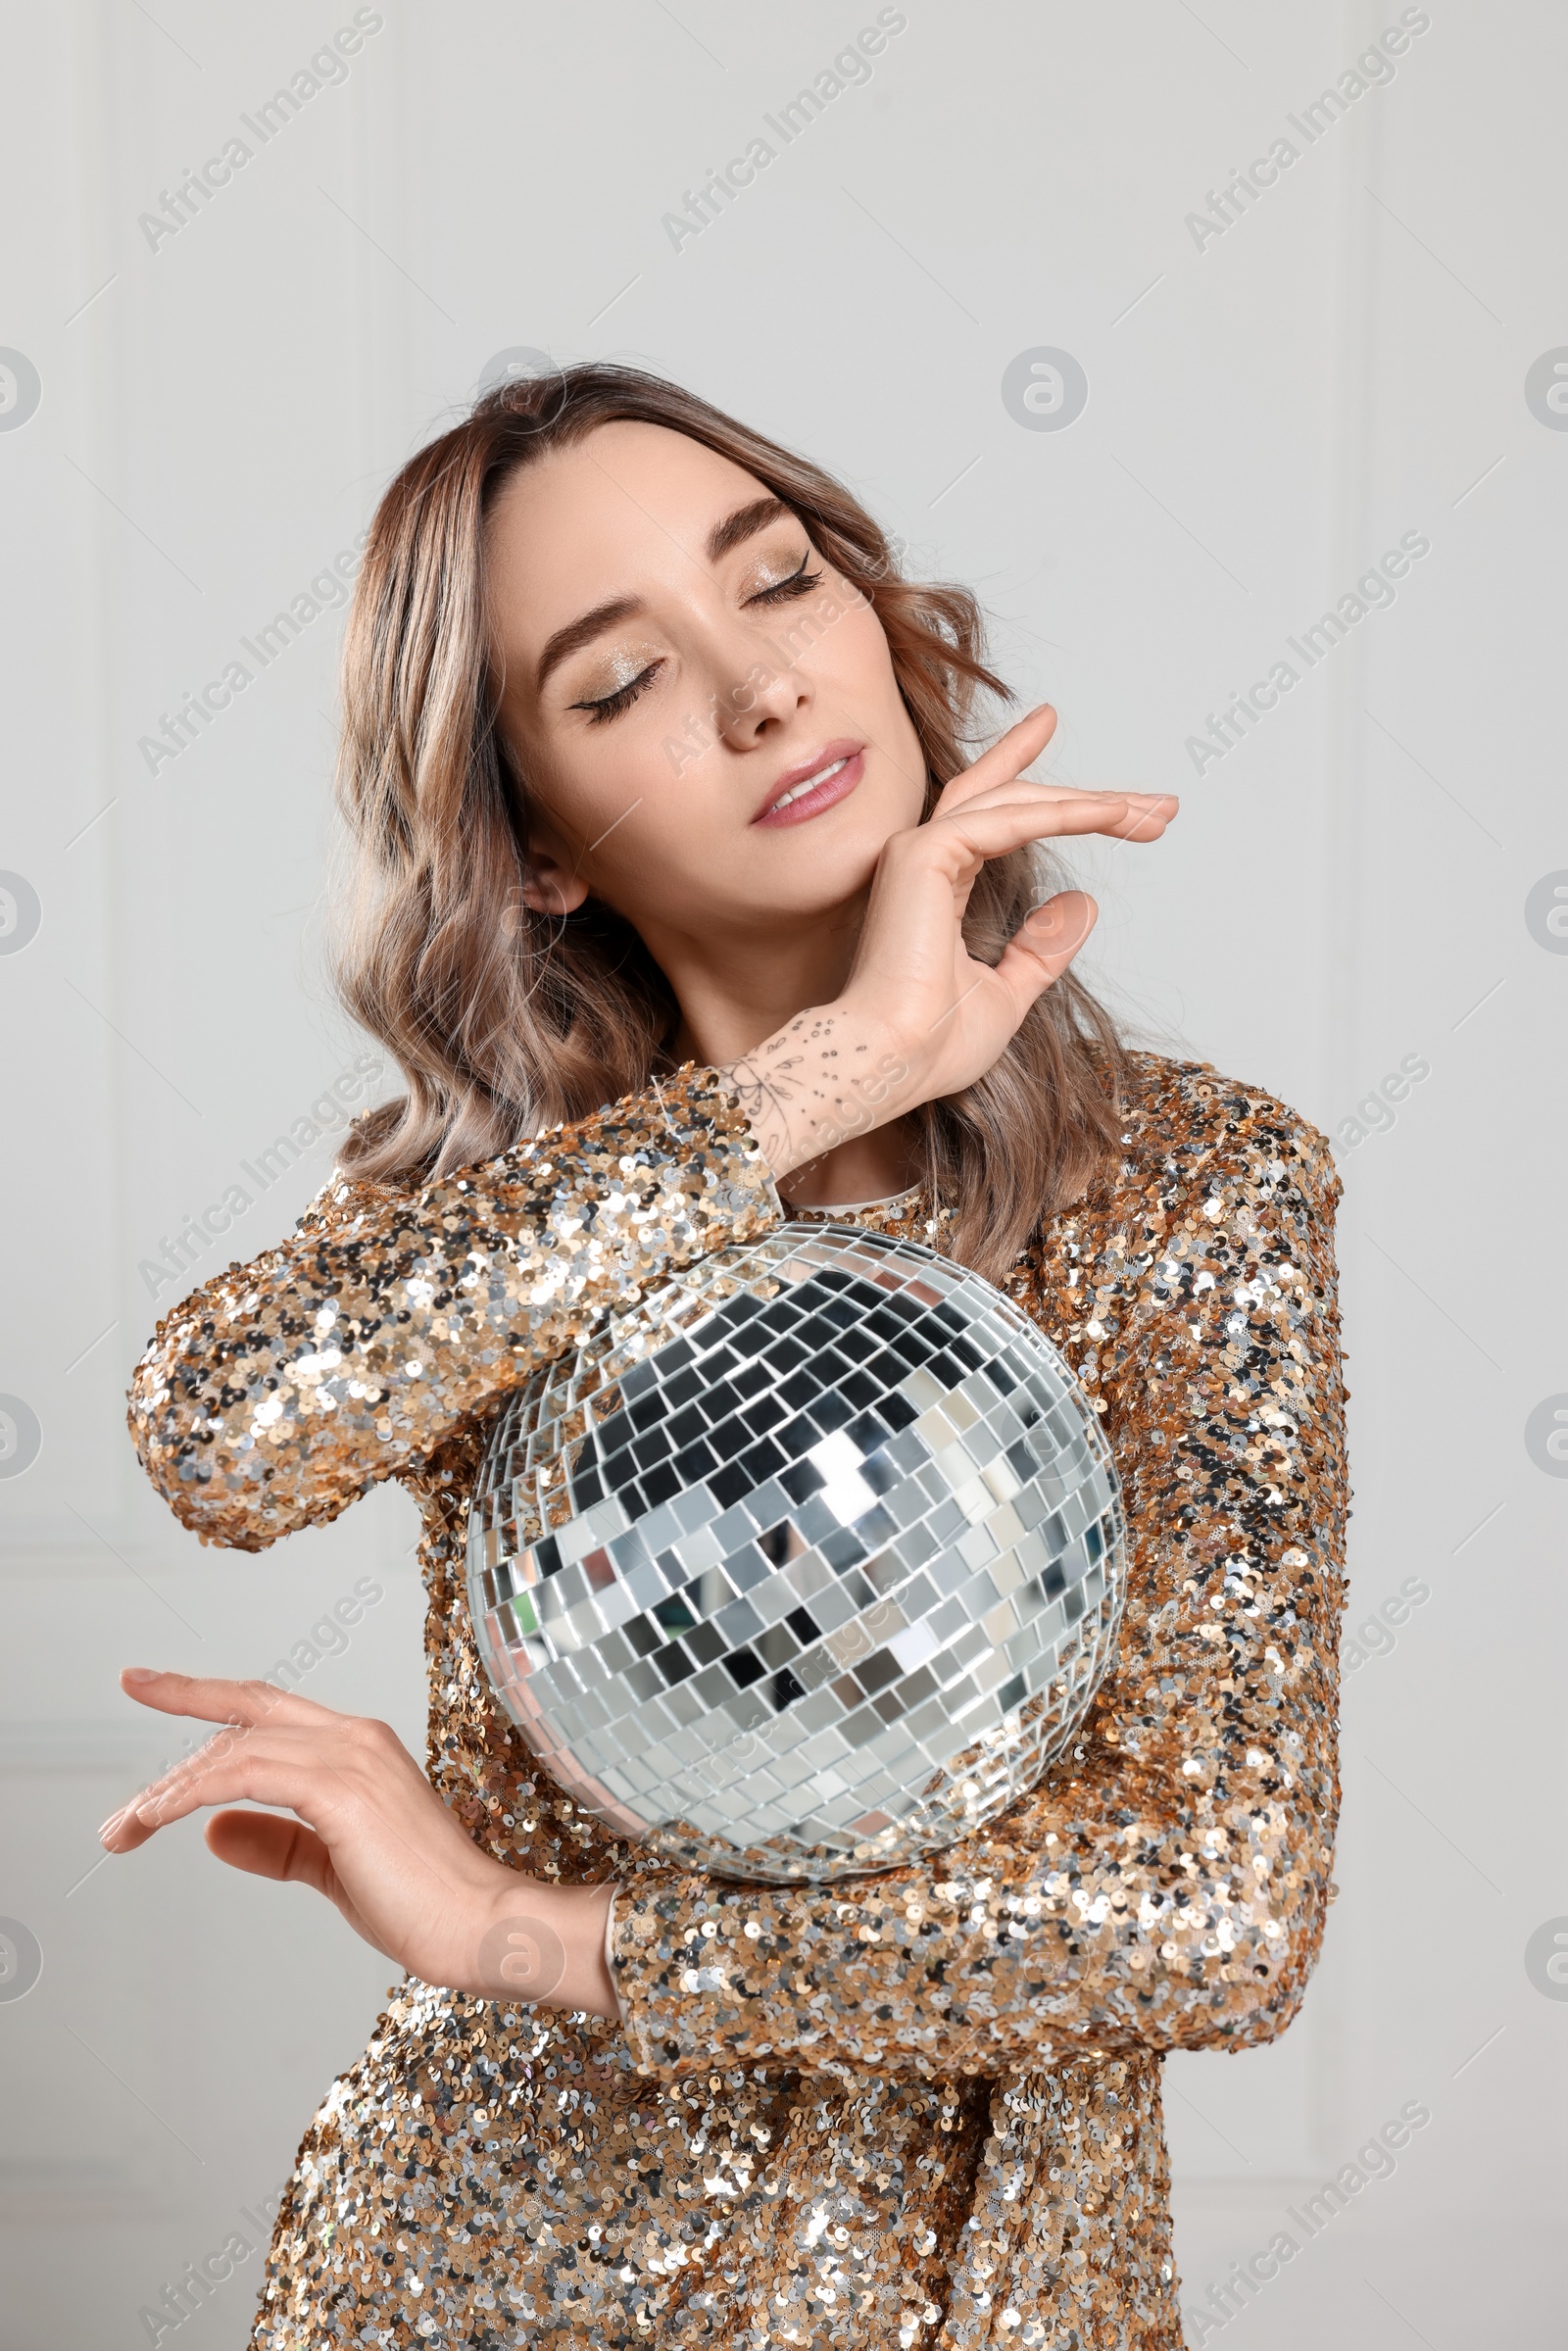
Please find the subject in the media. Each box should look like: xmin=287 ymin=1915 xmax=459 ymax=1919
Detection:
xmin=466 ymin=1223 xmax=1126 ymax=1884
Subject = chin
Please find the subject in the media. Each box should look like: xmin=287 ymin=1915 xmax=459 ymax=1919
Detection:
xmin=755 ymin=828 xmax=887 ymax=903
xmin=767 ymin=786 xmax=908 ymax=856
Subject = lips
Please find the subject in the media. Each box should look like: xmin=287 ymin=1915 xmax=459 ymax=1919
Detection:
xmin=752 ymin=740 xmax=866 ymax=827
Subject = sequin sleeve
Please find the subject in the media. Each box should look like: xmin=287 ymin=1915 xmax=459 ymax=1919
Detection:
xmin=126 ymin=1068 xmax=780 ymax=1553
xmin=611 ymin=1102 xmax=1348 ymax=2076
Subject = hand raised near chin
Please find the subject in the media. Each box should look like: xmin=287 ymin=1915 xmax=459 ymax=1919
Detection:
xmin=725 ymin=705 xmax=1178 ymax=1180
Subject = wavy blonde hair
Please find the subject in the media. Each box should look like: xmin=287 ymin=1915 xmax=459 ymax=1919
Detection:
xmin=332 ymin=363 xmax=1127 ymax=1280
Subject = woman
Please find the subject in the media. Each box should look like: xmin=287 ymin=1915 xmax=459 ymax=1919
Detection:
xmin=114 ymin=365 xmax=1347 ymax=2349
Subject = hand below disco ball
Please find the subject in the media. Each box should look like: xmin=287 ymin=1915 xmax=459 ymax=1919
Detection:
xmin=466 ymin=1224 xmax=1127 ymax=1884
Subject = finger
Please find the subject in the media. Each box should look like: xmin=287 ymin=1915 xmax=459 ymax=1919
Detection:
xmin=106 ymin=1720 xmax=305 ymax=1844
xmin=939 ymin=781 xmax=1179 ymax=832
xmin=119 ymin=1665 xmax=347 ymax=1735
xmin=203 ymin=1811 xmax=394 ymax=1960
xmin=945 ymin=776 xmax=1117 ymax=811
xmin=107 ymin=1726 xmax=466 ymax=1929
xmin=103 ymin=1716 xmax=407 ymax=1847
xmin=99 ymin=1726 xmax=254 ymax=1851
xmin=1094 ymin=793 xmax=1178 ymax=842
xmin=102 ymin=1745 xmax=342 ymax=1849
xmin=993 ymin=890 xmax=1100 ymax=1003
xmin=933 ymin=703 xmax=1057 ymax=813
xmin=937 ymin=789 xmax=1179 ymax=859
xmin=916 ymin=791 xmax=1177 ymax=871
xmin=206 ymin=1807 xmax=333 ymax=1893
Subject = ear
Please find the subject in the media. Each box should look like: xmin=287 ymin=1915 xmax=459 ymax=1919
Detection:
xmin=515 ymin=845 xmax=589 ymax=917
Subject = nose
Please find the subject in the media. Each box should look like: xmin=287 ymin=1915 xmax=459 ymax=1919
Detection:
xmin=697 ymin=613 xmax=814 ymax=752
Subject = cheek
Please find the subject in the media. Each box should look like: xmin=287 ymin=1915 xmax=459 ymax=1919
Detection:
xmin=801 ymin=592 xmax=896 ymax=695
xmin=802 ymin=599 xmax=924 ymax=775
xmin=564 ymin=727 xmax=727 ymax=894
xmin=520 ymin=710 xmax=696 ymax=855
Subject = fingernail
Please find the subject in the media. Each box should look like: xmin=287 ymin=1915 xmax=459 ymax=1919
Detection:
xmin=122 ymin=1667 xmax=159 ymax=1685
xmin=99 ymin=1808 xmax=125 ymax=1839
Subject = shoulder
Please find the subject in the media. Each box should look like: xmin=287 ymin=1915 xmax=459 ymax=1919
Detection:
xmin=292 ymin=1104 xmax=421 ymax=1240
xmin=1108 ymin=1049 xmax=1341 ymax=1226
xmin=1035 ymin=1051 xmax=1342 ymax=1285
xmin=293 ymin=1168 xmax=411 ymax=1241
xmin=1019 ymin=1053 xmax=1347 ymax=1460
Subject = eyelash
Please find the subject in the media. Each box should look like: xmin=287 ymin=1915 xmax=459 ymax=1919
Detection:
xmin=750 ymin=554 xmax=822 ymax=607
xmin=575 ymin=665 xmax=663 ymax=726
xmin=572 ymin=553 xmax=823 ymax=725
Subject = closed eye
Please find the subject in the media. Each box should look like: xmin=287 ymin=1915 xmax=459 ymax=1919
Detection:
xmin=570 ymin=659 xmax=664 ymax=725
xmin=747 ymin=555 xmax=822 ymax=606
xmin=566 ymin=554 xmax=819 ymax=724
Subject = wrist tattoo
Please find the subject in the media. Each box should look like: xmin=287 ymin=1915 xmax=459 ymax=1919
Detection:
xmin=724 ymin=1015 xmax=908 ymax=1182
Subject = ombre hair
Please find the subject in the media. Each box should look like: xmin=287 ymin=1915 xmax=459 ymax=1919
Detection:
xmin=331 ymin=363 xmax=1127 ymax=1280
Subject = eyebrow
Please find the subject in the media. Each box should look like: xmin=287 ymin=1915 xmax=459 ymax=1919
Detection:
xmin=705 ymin=493 xmax=791 ymax=564
xmin=533 ymin=495 xmax=797 ymax=695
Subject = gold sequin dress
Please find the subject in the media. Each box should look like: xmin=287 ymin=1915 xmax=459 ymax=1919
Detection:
xmin=127 ymin=1053 xmax=1348 ymax=2350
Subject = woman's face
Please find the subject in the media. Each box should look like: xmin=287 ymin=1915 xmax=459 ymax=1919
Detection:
xmin=484 ymin=421 xmax=927 ymax=962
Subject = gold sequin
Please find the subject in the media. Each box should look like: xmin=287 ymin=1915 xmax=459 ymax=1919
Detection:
xmin=127 ymin=1054 xmax=1348 ymax=2349
xmin=128 ymin=1068 xmax=778 ymax=1551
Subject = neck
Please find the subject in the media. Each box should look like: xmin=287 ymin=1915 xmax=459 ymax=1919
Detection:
xmin=642 ymin=895 xmax=919 ymax=1210
xmin=773 ymin=1131 xmax=920 ymax=1210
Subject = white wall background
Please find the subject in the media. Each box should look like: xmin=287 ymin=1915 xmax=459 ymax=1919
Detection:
xmin=1 ymin=2 xmax=1563 ymax=2343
